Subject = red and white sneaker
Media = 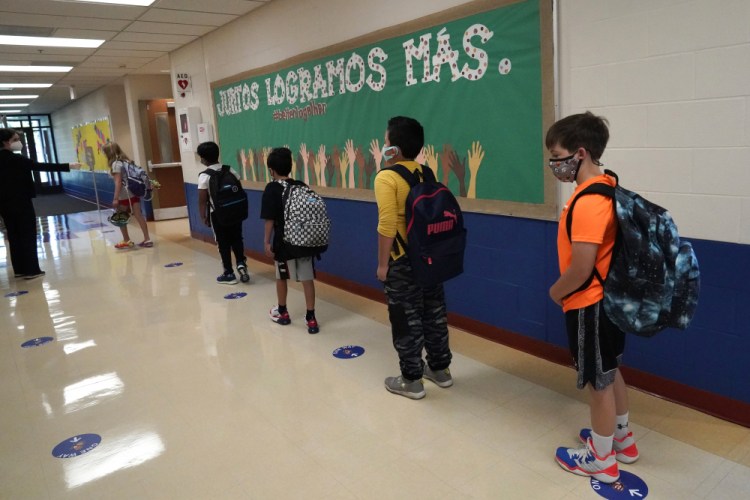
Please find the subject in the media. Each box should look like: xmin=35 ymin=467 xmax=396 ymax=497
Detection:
xmin=556 ymin=437 xmax=620 ymax=483
xmin=579 ymin=428 xmax=639 ymax=464
xmin=306 ymin=318 xmax=319 ymax=334
xmin=269 ymin=306 xmax=290 ymax=325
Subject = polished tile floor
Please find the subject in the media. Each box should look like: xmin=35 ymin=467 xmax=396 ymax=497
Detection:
xmin=1 ymin=211 xmax=749 ymax=499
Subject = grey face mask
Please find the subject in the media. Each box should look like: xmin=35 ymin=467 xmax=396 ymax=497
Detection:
xmin=548 ymin=153 xmax=581 ymax=183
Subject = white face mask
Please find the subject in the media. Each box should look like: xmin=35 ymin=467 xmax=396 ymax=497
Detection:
xmin=9 ymin=141 xmax=23 ymax=152
xmin=381 ymin=145 xmax=398 ymax=162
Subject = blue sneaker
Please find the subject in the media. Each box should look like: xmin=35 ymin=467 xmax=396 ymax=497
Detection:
xmin=216 ymin=271 xmax=238 ymax=285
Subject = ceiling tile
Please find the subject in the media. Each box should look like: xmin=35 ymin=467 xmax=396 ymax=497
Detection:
xmin=0 ymin=0 xmax=277 ymax=112
xmin=51 ymin=29 xmax=119 ymax=40
xmin=112 ymin=32 xmax=196 ymax=44
xmin=153 ymin=0 xmax=265 ymax=16
xmin=0 ymin=53 xmax=89 ymax=63
xmin=139 ymin=8 xmax=236 ymax=26
xmin=0 ymin=13 xmax=129 ymax=31
xmin=126 ymin=21 xmax=214 ymax=36
xmin=0 ymin=46 xmax=96 ymax=56
xmin=102 ymin=41 xmax=181 ymax=52
xmin=83 ymin=56 xmax=154 ymax=67
xmin=95 ymin=49 xmax=166 ymax=58
xmin=0 ymin=0 xmax=146 ymax=20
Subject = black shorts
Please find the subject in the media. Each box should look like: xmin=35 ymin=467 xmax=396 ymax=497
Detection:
xmin=565 ymin=300 xmax=625 ymax=390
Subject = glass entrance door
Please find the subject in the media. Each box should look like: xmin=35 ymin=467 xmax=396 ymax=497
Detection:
xmin=19 ymin=127 xmax=62 ymax=194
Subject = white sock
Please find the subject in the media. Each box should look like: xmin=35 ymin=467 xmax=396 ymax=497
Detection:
xmin=615 ymin=412 xmax=630 ymax=440
xmin=590 ymin=430 xmax=614 ymax=458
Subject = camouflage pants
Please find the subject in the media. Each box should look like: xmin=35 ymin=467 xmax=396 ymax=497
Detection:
xmin=384 ymin=257 xmax=451 ymax=380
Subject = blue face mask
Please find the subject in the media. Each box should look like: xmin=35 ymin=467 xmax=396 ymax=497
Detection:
xmin=548 ymin=153 xmax=581 ymax=183
xmin=381 ymin=145 xmax=398 ymax=162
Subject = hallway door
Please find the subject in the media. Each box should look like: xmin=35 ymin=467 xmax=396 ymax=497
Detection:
xmin=20 ymin=127 xmax=63 ymax=194
xmin=140 ymin=99 xmax=187 ymax=219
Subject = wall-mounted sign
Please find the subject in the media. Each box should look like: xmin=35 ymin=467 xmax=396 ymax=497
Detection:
xmin=175 ymin=73 xmax=192 ymax=97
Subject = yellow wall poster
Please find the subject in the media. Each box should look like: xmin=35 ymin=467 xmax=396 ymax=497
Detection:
xmin=72 ymin=117 xmax=112 ymax=171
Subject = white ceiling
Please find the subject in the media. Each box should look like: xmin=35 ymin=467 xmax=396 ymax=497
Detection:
xmin=0 ymin=0 xmax=271 ymax=114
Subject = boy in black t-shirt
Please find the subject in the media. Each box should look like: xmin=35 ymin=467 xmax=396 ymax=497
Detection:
xmin=260 ymin=147 xmax=319 ymax=334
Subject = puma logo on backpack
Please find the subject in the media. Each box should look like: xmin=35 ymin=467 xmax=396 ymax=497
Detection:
xmin=278 ymin=179 xmax=331 ymax=257
xmin=382 ymin=164 xmax=467 ymax=287
xmin=567 ymin=169 xmax=700 ymax=336
xmin=203 ymin=165 xmax=248 ymax=226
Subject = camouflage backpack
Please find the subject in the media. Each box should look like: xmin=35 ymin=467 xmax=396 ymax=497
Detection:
xmin=566 ymin=170 xmax=700 ymax=336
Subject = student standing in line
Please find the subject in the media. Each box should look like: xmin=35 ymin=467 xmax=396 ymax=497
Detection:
xmin=547 ymin=112 xmax=639 ymax=484
xmin=260 ymin=147 xmax=319 ymax=334
xmin=196 ymin=141 xmax=249 ymax=285
xmin=102 ymin=142 xmax=152 ymax=249
xmin=0 ymin=128 xmax=81 ymax=279
xmin=374 ymin=116 xmax=452 ymax=400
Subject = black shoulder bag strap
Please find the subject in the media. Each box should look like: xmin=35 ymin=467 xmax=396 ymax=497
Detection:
xmin=563 ymin=182 xmax=616 ymax=298
xmin=379 ymin=163 xmax=425 ymax=255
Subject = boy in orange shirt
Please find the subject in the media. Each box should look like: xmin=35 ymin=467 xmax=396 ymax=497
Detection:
xmin=547 ymin=112 xmax=639 ymax=484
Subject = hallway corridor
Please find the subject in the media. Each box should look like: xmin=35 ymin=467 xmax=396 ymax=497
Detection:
xmin=1 ymin=212 xmax=749 ymax=499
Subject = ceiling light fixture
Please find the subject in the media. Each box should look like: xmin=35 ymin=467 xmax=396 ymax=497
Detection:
xmin=0 ymin=109 xmax=22 ymax=113
xmin=0 ymin=83 xmax=53 ymax=89
xmin=0 ymin=94 xmax=39 ymax=99
xmin=0 ymin=103 xmax=29 ymax=107
xmin=62 ymin=0 xmax=156 ymax=6
xmin=0 ymin=65 xmax=72 ymax=73
xmin=0 ymin=35 xmax=104 ymax=49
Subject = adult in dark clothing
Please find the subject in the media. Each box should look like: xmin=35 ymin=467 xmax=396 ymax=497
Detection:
xmin=0 ymin=128 xmax=81 ymax=279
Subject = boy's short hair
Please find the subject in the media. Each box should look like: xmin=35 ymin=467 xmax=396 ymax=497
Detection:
xmin=545 ymin=111 xmax=609 ymax=161
xmin=267 ymin=147 xmax=292 ymax=176
xmin=196 ymin=141 xmax=220 ymax=163
xmin=387 ymin=116 xmax=424 ymax=160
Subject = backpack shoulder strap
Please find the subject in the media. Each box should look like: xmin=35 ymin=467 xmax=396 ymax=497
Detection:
xmin=419 ymin=164 xmax=436 ymax=182
xmin=563 ymin=181 xmax=616 ymax=297
xmin=381 ymin=164 xmax=419 ymax=187
xmin=565 ymin=183 xmax=616 ymax=241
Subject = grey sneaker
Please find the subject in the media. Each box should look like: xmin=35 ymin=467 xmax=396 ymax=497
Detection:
xmin=424 ymin=366 xmax=453 ymax=388
xmin=384 ymin=376 xmax=425 ymax=400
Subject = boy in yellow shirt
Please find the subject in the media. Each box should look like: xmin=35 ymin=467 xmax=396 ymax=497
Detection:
xmin=374 ymin=116 xmax=452 ymax=399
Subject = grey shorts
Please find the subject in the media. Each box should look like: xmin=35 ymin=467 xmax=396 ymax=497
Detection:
xmin=565 ymin=300 xmax=625 ymax=390
xmin=275 ymin=257 xmax=315 ymax=281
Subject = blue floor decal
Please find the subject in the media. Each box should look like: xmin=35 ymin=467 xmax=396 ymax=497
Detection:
xmin=591 ymin=470 xmax=648 ymax=499
xmin=332 ymin=345 xmax=365 ymax=359
xmin=52 ymin=434 xmax=102 ymax=458
xmin=21 ymin=337 xmax=54 ymax=348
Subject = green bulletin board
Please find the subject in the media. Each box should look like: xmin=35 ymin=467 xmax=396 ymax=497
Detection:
xmin=212 ymin=0 xmax=555 ymax=218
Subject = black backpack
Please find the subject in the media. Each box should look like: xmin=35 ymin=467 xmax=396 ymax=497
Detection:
xmin=203 ymin=165 xmax=248 ymax=226
xmin=566 ymin=169 xmax=700 ymax=337
xmin=382 ymin=164 xmax=467 ymax=287
xmin=278 ymin=179 xmax=331 ymax=258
